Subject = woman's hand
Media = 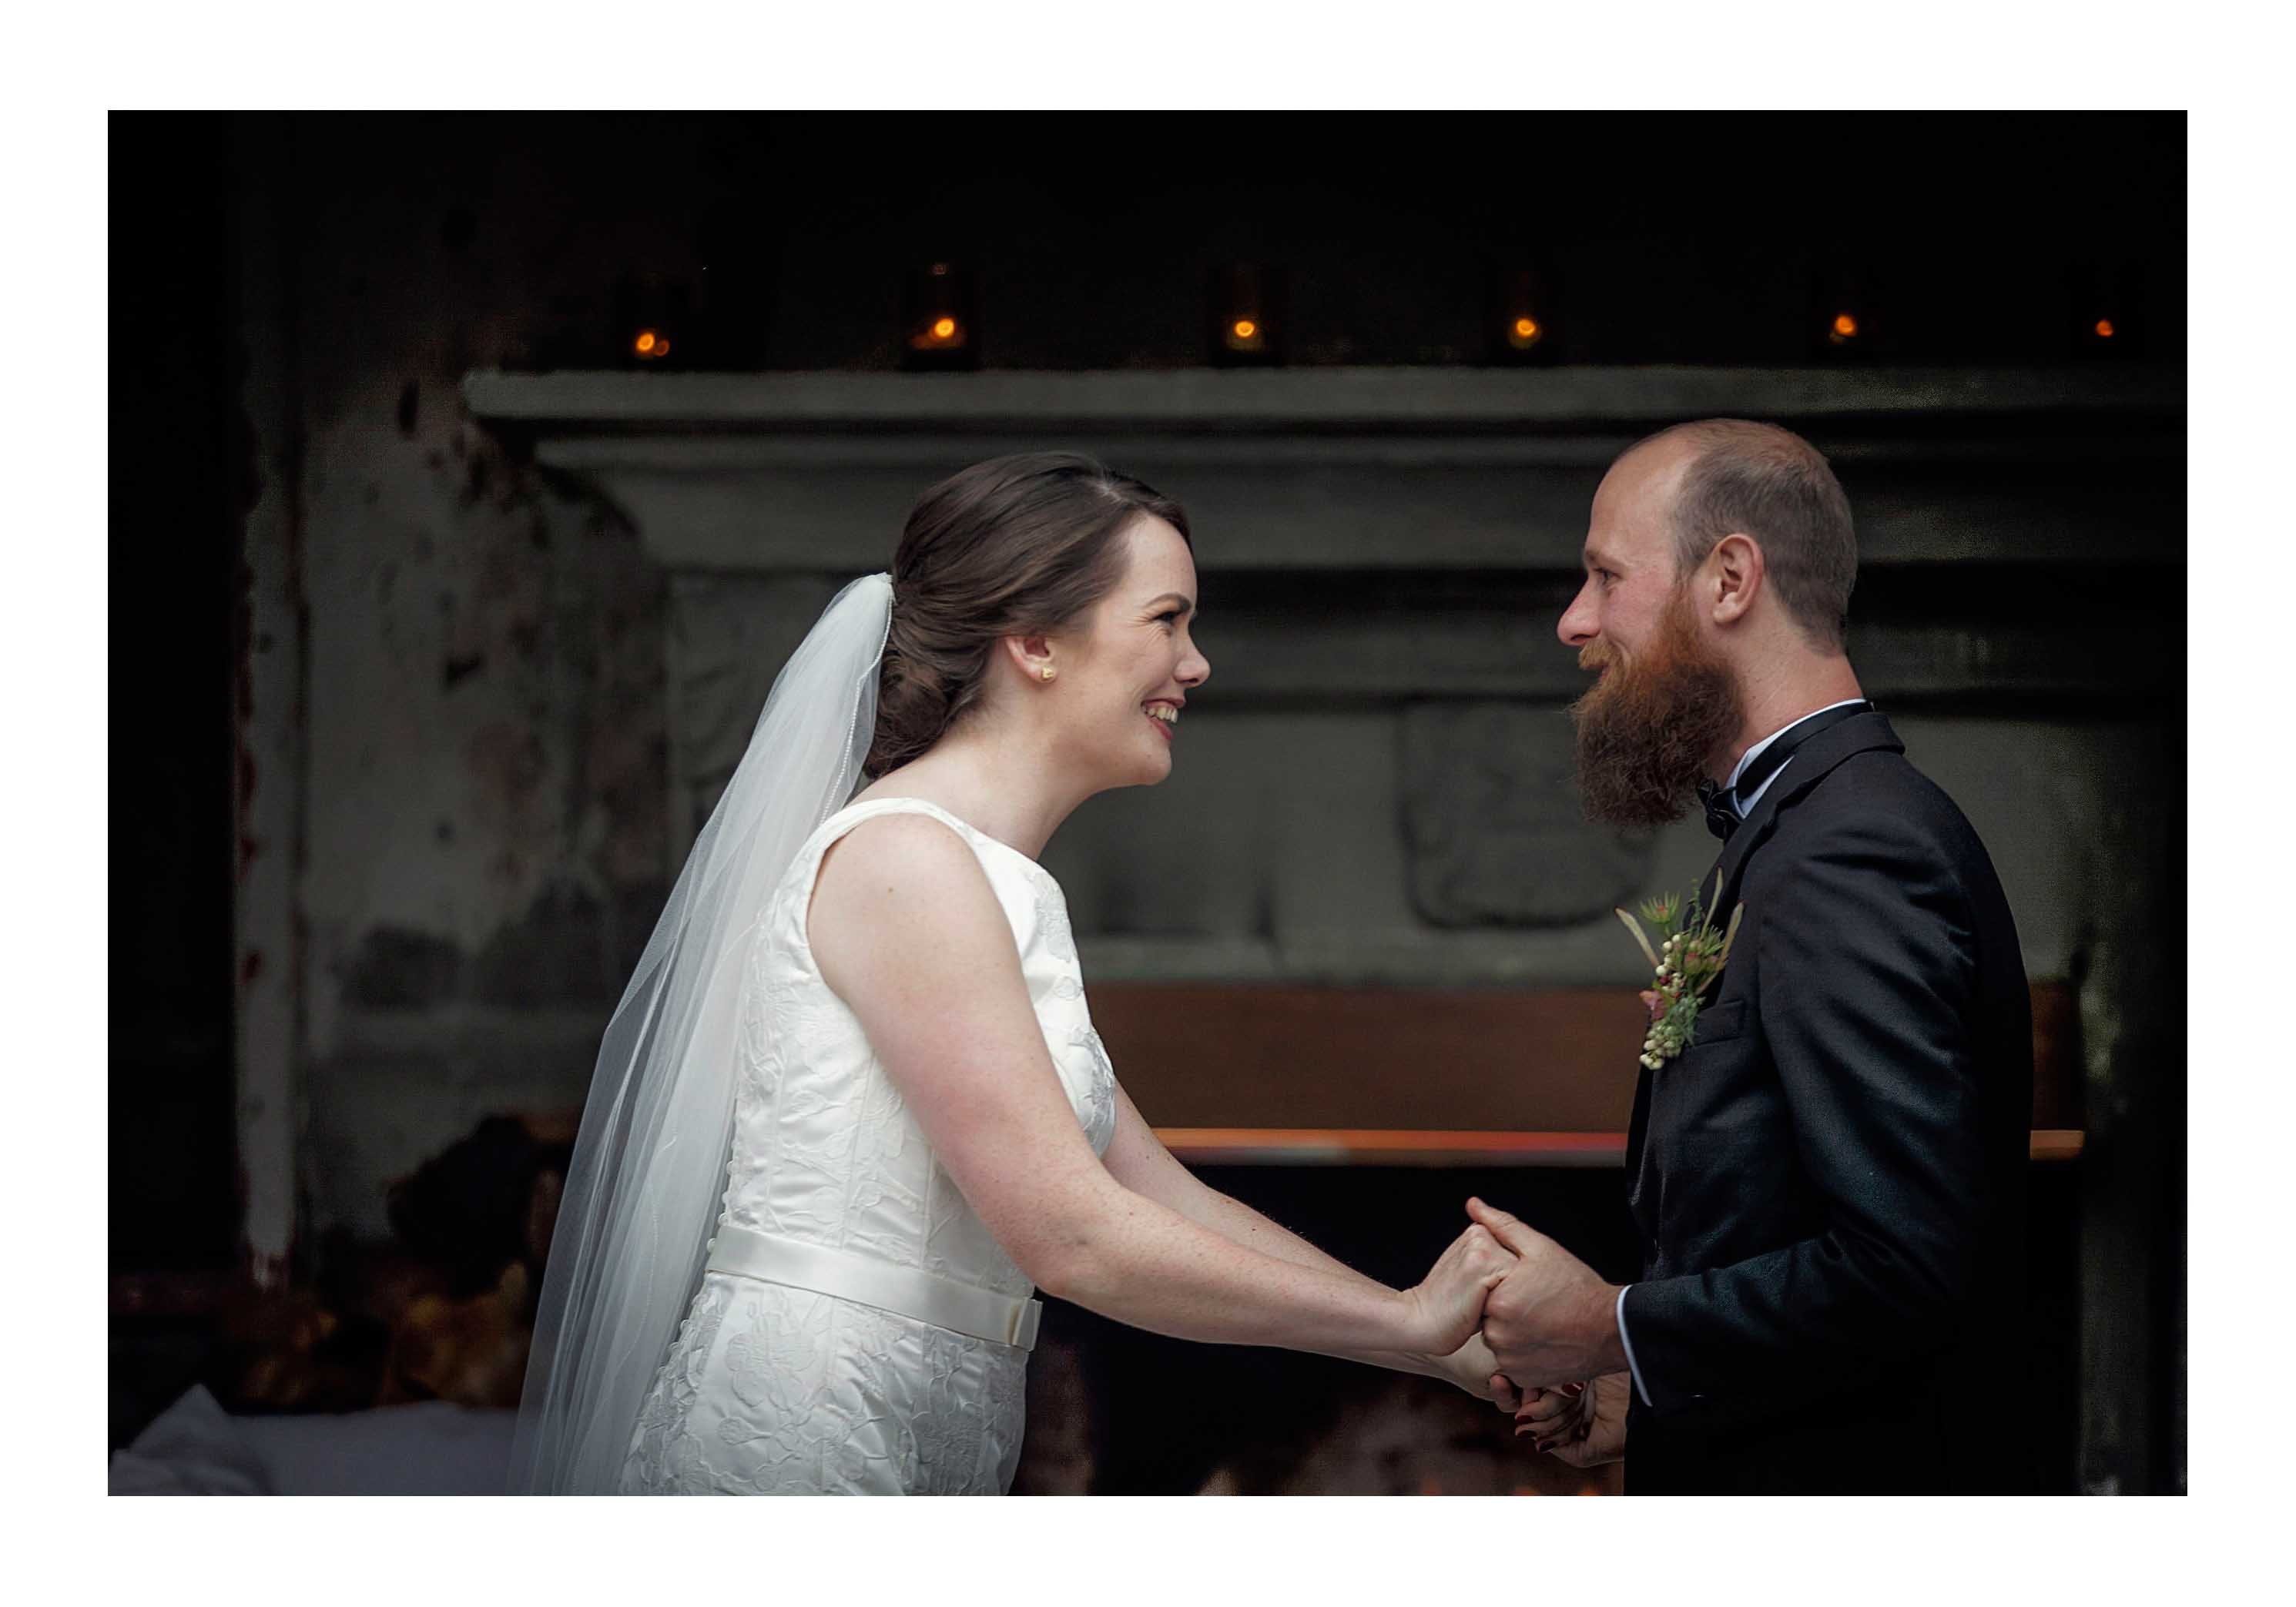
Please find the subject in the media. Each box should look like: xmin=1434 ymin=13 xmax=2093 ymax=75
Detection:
xmin=1433 ymin=1331 xmax=1522 ymax=1411
xmin=1515 ymin=1370 xmax=1629 ymax=1467
xmin=1514 ymin=1378 xmax=1590 ymax=1447
xmin=1400 ymin=1222 xmax=1513 ymax=1355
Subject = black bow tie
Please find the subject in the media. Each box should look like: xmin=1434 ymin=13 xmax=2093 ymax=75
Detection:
xmin=1697 ymin=701 xmax=1876 ymax=844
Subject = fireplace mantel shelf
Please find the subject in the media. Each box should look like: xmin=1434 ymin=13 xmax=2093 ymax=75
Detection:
xmin=461 ymin=365 xmax=2184 ymax=578
xmin=465 ymin=364 xmax=2183 ymax=434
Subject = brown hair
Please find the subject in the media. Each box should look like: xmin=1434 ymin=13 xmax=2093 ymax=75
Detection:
xmin=1641 ymin=419 xmax=1859 ymax=651
xmin=864 ymin=452 xmax=1192 ymax=778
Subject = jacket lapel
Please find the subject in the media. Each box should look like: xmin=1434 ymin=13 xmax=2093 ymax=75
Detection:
xmin=1625 ymin=711 xmax=1906 ymax=1241
xmin=1705 ymin=710 xmax=1906 ymax=914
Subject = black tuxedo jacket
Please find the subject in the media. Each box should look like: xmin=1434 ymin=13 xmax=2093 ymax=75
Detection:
xmin=1618 ymin=711 xmax=2032 ymax=1494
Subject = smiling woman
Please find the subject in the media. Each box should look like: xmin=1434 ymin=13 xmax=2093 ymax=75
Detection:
xmin=863 ymin=453 xmax=1198 ymax=781
xmin=515 ymin=452 xmax=1520 ymax=1495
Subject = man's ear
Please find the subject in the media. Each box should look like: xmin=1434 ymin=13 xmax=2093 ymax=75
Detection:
xmin=1708 ymin=534 xmax=1763 ymax=625
xmin=999 ymin=634 xmax=1056 ymax=681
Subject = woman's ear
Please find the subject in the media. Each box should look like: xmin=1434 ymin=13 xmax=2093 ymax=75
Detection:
xmin=1000 ymin=633 xmax=1058 ymax=683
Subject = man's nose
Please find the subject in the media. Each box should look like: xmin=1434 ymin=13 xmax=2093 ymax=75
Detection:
xmin=1557 ymin=585 xmax=1597 ymax=648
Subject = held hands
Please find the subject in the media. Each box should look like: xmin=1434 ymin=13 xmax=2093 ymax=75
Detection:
xmin=1515 ymin=1371 xmax=1630 ymax=1467
xmin=1466 ymin=1198 xmax=1627 ymax=1391
xmin=1401 ymin=1221 xmax=1515 ymax=1357
xmin=1435 ymin=1331 xmax=1523 ymax=1411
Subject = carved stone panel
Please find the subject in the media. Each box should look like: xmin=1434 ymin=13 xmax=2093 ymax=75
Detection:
xmin=1399 ymin=703 xmax=1654 ymax=928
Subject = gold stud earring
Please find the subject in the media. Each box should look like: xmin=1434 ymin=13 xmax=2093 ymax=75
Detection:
xmin=1040 ymin=666 xmax=1056 ymax=681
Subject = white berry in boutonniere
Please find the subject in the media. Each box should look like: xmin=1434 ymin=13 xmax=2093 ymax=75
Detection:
xmin=1615 ymin=871 xmax=1745 ymax=1070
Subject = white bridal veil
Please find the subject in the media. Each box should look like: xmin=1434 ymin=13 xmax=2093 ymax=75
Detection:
xmin=507 ymin=573 xmax=893 ymax=1493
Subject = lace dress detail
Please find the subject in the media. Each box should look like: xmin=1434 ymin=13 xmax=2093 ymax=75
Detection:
xmin=618 ymin=798 xmax=1116 ymax=1495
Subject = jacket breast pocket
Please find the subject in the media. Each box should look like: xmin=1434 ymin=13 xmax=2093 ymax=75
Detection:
xmin=1647 ymin=995 xmax=1767 ymax=1181
xmin=1686 ymin=995 xmax=1747 ymax=1046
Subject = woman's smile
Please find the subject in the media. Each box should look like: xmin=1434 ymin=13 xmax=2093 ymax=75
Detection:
xmin=1143 ymin=698 xmax=1183 ymax=742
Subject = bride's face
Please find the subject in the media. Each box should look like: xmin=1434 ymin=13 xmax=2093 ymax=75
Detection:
xmin=1044 ymin=516 xmax=1209 ymax=789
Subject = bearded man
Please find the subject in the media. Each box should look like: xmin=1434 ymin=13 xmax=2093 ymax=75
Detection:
xmin=1466 ymin=419 xmax=2035 ymax=1494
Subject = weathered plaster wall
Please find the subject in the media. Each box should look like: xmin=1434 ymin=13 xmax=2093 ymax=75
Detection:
xmin=240 ymin=119 xmax=683 ymax=1237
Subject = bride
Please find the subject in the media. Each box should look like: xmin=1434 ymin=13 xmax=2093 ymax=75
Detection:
xmin=509 ymin=452 xmax=1518 ymax=1495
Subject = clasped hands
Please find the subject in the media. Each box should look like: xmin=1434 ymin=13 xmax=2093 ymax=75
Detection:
xmin=1413 ymin=1197 xmax=1630 ymax=1459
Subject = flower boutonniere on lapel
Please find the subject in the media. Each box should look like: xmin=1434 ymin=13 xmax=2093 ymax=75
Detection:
xmin=1616 ymin=872 xmax=1745 ymax=1070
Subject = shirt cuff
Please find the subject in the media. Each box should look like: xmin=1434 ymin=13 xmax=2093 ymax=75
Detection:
xmin=1616 ymin=1284 xmax=1654 ymax=1408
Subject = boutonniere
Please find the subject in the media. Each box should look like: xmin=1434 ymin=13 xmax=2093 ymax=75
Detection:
xmin=1615 ymin=872 xmax=1744 ymax=1070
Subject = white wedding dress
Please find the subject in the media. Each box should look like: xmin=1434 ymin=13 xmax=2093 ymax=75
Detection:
xmin=618 ymin=798 xmax=1118 ymax=1495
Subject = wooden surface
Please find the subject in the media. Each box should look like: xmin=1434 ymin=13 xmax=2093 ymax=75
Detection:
xmin=1091 ymin=981 xmax=2081 ymax=1133
xmin=501 ymin=982 xmax=2085 ymax=1196
xmin=1155 ymin=1127 xmax=2087 ymax=1167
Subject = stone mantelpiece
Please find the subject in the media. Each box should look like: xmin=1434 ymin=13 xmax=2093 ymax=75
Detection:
xmin=468 ymin=367 xmax=2183 ymax=574
xmin=462 ymin=365 xmax=2179 ymax=430
xmin=463 ymin=366 xmax=2180 ymax=989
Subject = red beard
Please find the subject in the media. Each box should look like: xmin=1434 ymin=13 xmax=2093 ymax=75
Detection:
xmin=1569 ymin=585 xmax=1743 ymax=831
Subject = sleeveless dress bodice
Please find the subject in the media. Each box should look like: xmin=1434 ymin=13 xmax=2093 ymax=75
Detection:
xmin=618 ymin=798 xmax=1118 ymax=1495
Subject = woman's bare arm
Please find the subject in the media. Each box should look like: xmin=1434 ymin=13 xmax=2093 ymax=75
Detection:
xmin=806 ymin=814 xmax=1509 ymax=1358
xmin=1100 ymin=1086 xmax=1516 ymax=1402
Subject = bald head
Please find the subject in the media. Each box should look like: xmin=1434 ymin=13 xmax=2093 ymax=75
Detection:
xmin=1621 ymin=419 xmax=1858 ymax=652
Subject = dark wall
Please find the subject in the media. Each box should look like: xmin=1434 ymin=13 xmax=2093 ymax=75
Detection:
xmin=112 ymin=115 xmax=239 ymax=1269
xmin=267 ymin=112 xmax=2184 ymax=375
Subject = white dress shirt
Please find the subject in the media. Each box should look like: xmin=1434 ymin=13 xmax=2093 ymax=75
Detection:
xmin=1614 ymin=700 xmax=1867 ymax=1408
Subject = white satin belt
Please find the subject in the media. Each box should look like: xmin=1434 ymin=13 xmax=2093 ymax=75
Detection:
xmin=704 ymin=1222 xmax=1043 ymax=1352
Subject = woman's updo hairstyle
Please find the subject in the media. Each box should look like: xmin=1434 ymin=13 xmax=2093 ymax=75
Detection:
xmin=865 ymin=451 xmax=1192 ymax=778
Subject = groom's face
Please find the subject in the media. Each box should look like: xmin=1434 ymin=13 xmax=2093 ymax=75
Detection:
xmin=1558 ymin=441 xmax=1690 ymax=670
xmin=1558 ymin=444 xmax=1745 ymax=829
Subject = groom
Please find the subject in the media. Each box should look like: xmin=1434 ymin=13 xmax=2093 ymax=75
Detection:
xmin=1466 ymin=419 xmax=2033 ymax=1494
